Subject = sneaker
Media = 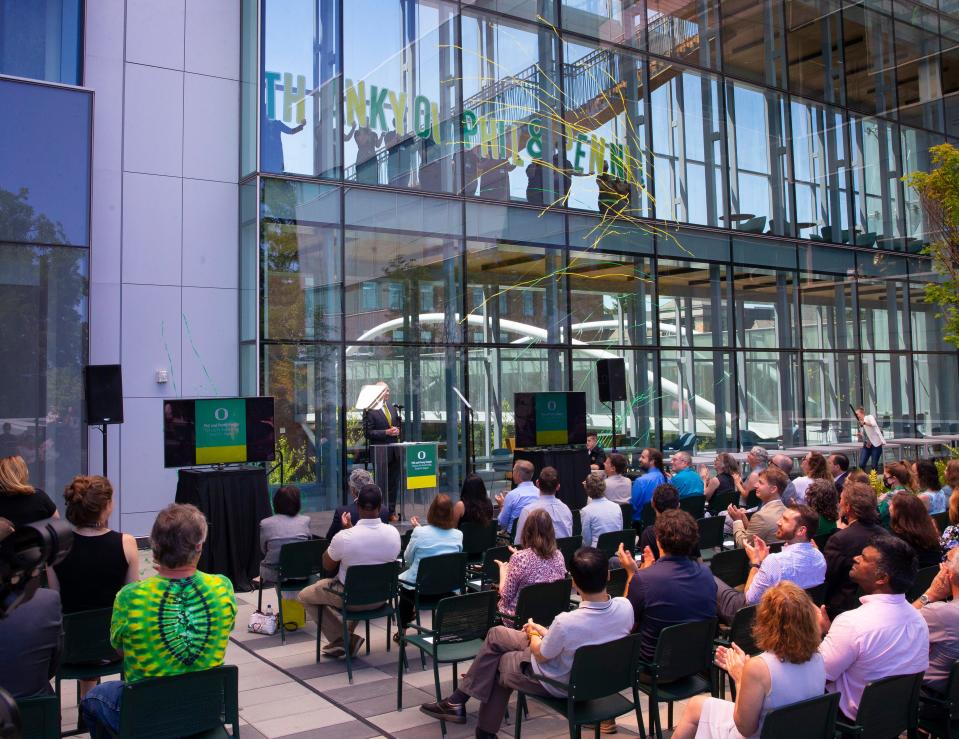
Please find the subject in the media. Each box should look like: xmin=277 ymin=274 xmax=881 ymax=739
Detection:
xmin=349 ymin=634 xmax=365 ymax=657
xmin=321 ymin=639 xmax=345 ymax=658
xmin=419 ymin=698 xmax=467 ymax=724
xmin=583 ymin=719 xmax=618 ymax=734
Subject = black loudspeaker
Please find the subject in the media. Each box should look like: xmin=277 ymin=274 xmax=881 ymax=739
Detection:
xmin=597 ymin=358 xmax=627 ymax=402
xmin=85 ymin=364 xmax=124 ymax=425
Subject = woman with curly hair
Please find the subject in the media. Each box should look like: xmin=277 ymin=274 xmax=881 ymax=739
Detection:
xmin=792 ymin=452 xmax=831 ymax=504
xmin=889 ymin=491 xmax=942 ymax=567
xmin=806 ymin=479 xmax=840 ymax=536
xmin=673 ymin=581 xmax=825 ymax=739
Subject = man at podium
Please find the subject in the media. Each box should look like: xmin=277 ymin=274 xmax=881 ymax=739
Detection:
xmin=362 ymin=381 xmax=401 ymax=518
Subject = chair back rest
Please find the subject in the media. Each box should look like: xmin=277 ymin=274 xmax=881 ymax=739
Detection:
xmin=556 ymin=536 xmax=583 ymax=568
xmin=278 ymin=538 xmax=328 ymax=581
xmin=697 ymin=516 xmax=725 ymax=550
xmin=619 ymin=503 xmax=633 ymax=529
xmin=596 ymin=529 xmax=636 ymax=559
xmin=568 ymin=634 xmax=641 ymax=701
xmin=854 ymin=671 xmax=923 ymax=737
xmin=14 ymin=694 xmax=60 ymax=739
xmin=460 ymin=521 xmax=499 ymax=556
xmin=908 ymin=565 xmax=940 ymax=602
xmin=481 ymin=545 xmax=512 ymax=583
xmin=572 ymin=508 xmax=582 ymax=537
xmin=933 ymin=510 xmax=950 ymax=533
xmin=62 ymin=607 xmax=119 ymax=665
xmin=118 ymin=665 xmax=239 ymax=739
xmin=728 ymin=605 xmax=759 ymax=655
xmin=759 ymin=691 xmax=840 ymax=739
xmin=416 ymin=552 xmax=468 ymax=595
xmin=607 ymin=566 xmax=628 ymax=597
xmin=513 ymin=578 xmax=572 ymax=628
xmin=946 ymin=660 xmax=959 ymax=721
xmin=679 ymin=495 xmax=706 ymax=519
xmin=653 ymin=619 xmax=718 ymax=684
xmin=709 ymin=547 xmax=749 ymax=588
xmin=342 ymin=561 xmax=399 ymax=608
xmin=708 ymin=490 xmax=738 ymax=515
xmin=639 ymin=504 xmax=656 ymax=530
xmin=804 ymin=583 xmax=827 ymax=606
xmin=434 ymin=590 xmax=497 ymax=642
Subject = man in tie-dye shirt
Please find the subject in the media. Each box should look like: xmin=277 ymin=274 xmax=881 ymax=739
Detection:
xmin=81 ymin=504 xmax=237 ymax=736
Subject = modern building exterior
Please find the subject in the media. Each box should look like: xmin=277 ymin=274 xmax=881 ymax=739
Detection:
xmin=2 ymin=0 xmax=959 ymax=530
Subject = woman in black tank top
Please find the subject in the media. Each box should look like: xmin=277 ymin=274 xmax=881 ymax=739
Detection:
xmin=49 ymin=476 xmax=138 ymax=613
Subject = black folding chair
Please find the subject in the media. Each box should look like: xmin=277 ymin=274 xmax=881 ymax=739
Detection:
xmin=713 ymin=604 xmax=758 ymax=698
xmin=467 ymin=544 xmax=511 ymax=591
xmin=835 ymin=672 xmax=923 ymax=738
xmin=505 ymin=578 xmax=572 ymax=628
xmin=557 ymin=536 xmax=583 ymax=569
xmin=596 ymin=529 xmax=637 ymax=560
xmin=709 ymin=547 xmax=749 ymax=588
xmin=679 ymin=495 xmax=706 ymax=520
xmin=919 ymin=660 xmax=959 ymax=739
xmin=759 ymin=692 xmax=840 ymax=738
xmin=908 ymin=565 xmax=941 ymax=602
xmin=460 ymin=520 xmax=499 ymax=564
xmin=697 ymin=516 xmax=725 ymax=557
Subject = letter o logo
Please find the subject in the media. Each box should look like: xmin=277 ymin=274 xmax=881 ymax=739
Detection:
xmin=417 ymin=451 xmax=426 ymax=460
xmin=214 ymin=407 xmax=229 ymax=421
xmin=548 ymin=401 xmax=556 ymax=411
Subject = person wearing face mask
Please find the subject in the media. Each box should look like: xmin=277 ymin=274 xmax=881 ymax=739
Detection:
xmin=878 ymin=462 xmax=913 ymax=528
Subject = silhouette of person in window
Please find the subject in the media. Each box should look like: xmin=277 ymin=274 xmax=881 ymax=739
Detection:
xmin=262 ymin=116 xmax=306 ymax=173
xmin=346 ymin=123 xmax=382 ymax=185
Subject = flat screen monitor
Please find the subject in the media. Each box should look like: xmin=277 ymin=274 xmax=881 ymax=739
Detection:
xmin=514 ymin=392 xmax=587 ymax=448
xmin=163 ymin=397 xmax=275 ymax=468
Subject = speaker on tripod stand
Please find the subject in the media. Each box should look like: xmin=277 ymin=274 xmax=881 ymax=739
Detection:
xmin=85 ymin=364 xmax=124 ymax=476
xmin=596 ymin=358 xmax=626 ymax=450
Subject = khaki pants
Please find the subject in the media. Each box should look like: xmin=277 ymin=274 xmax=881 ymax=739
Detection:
xmin=297 ymin=577 xmax=381 ymax=644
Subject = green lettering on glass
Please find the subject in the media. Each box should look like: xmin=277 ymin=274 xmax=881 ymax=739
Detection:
xmin=526 ymin=118 xmax=543 ymax=158
xmin=283 ymin=73 xmax=306 ymax=123
xmin=345 ymin=79 xmax=367 ymax=127
xmin=413 ymin=95 xmax=431 ymax=138
xmin=573 ymin=133 xmax=588 ymax=173
xmin=264 ymin=71 xmax=281 ymax=119
xmin=388 ymin=90 xmax=408 ymax=135
xmin=369 ymin=86 xmax=389 ymax=131
xmin=462 ymin=110 xmax=478 ymax=137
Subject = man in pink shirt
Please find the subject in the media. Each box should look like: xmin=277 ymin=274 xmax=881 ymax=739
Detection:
xmin=817 ymin=536 xmax=929 ymax=721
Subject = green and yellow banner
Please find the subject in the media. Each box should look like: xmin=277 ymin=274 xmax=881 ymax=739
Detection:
xmin=535 ymin=393 xmax=569 ymax=445
xmin=406 ymin=443 xmax=438 ymax=490
xmin=195 ymin=399 xmax=247 ymax=464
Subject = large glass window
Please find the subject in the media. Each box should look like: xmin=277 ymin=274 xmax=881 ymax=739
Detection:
xmin=0 ymin=78 xmax=91 ymax=246
xmin=862 ymin=352 xmax=915 ymax=437
xmin=650 ymin=62 xmax=724 ymax=227
xmin=738 ymin=350 xmax=803 ymax=447
xmin=802 ymin=352 xmax=860 ymax=443
xmin=461 ymin=10 xmax=560 ymax=203
xmin=0 ymin=243 xmax=87 ymax=511
xmin=656 ymin=259 xmax=731 ymax=347
xmin=849 ymin=114 xmax=903 ymax=249
xmin=857 ymin=253 xmax=910 ymax=351
xmin=343 ymin=0 xmax=459 ymax=192
xmin=721 ymin=0 xmax=787 ymax=88
xmin=568 ymin=251 xmax=655 ymax=345
xmin=914 ymin=353 xmax=959 ymax=435
xmin=662 ymin=350 xmax=734 ymax=450
xmin=791 ymin=99 xmax=850 ymax=243
xmin=785 ymin=0 xmax=844 ymax=105
xmin=894 ymin=20 xmax=943 ymax=131
xmin=732 ymin=262 xmax=799 ymax=350
xmin=0 ymin=0 xmax=82 ymax=84
xmin=261 ymin=0 xmax=341 ymax=178
xmin=561 ymin=0 xmax=642 ymax=47
xmin=901 ymin=126 xmax=944 ymax=251
xmin=725 ymin=81 xmax=790 ymax=236
xmin=645 ymin=0 xmax=720 ymax=68
xmin=562 ymin=40 xmax=649 ymax=217
xmin=843 ymin=5 xmax=897 ymax=117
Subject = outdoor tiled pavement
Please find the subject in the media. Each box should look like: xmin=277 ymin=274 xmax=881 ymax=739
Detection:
xmin=57 ymin=513 xmax=690 ymax=737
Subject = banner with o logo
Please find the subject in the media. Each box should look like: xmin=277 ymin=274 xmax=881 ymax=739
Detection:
xmin=405 ymin=443 xmax=438 ymax=490
xmin=534 ymin=392 xmax=569 ymax=445
xmin=195 ymin=398 xmax=247 ymax=464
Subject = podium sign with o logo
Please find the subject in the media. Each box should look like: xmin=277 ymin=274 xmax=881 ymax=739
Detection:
xmin=405 ymin=443 xmax=438 ymax=490
xmin=534 ymin=392 xmax=569 ymax=445
xmin=195 ymin=398 xmax=247 ymax=464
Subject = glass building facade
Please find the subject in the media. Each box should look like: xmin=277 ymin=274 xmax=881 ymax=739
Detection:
xmin=242 ymin=0 xmax=959 ymax=510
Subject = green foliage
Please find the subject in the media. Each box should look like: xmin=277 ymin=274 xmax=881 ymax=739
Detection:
xmin=269 ymin=435 xmax=316 ymax=485
xmin=868 ymin=469 xmax=886 ymax=497
xmin=903 ymin=144 xmax=959 ymax=348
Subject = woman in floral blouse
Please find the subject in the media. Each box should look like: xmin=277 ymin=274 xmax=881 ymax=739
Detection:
xmin=496 ymin=508 xmax=566 ymax=624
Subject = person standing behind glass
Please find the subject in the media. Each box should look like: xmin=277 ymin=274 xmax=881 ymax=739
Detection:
xmin=855 ymin=405 xmax=886 ymax=472
xmin=364 ymin=381 xmax=401 ymax=519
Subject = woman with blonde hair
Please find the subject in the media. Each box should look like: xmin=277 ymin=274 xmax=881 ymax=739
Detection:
xmin=0 ymin=455 xmax=58 ymax=526
xmin=673 ymin=581 xmax=825 ymax=739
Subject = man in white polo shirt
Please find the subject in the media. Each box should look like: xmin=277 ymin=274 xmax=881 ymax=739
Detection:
xmin=298 ymin=484 xmax=400 ymax=658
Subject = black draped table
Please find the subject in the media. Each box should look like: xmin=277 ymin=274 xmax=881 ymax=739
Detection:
xmin=512 ymin=448 xmax=590 ymax=510
xmin=175 ymin=466 xmax=271 ymax=591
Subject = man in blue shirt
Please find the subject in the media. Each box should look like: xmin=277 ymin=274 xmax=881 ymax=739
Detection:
xmin=668 ymin=451 xmax=704 ymax=498
xmin=514 ymin=467 xmax=573 ymax=544
xmin=714 ymin=503 xmax=825 ymax=624
xmin=495 ymin=460 xmax=538 ymax=536
xmin=631 ymin=447 xmax=667 ymax=524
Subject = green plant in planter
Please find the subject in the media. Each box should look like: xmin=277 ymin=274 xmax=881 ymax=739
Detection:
xmin=269 ymin=435 xmax=317 ymax=485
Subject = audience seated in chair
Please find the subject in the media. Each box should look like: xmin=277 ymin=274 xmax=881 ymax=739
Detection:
xmin=668 ymin=451 xmax=705 ymax=500
xmin=79 ymin=503 xmax=237 ymax=736
xmin=48 ymin=475 xmax=138 ymax=698
xmin=818 ymin=536 xmax=929 ymax=722
xmin=299 ymin=484 xmax=400 ymax=659
xmin=514 ymin=466 xmax=573 ymax=545
xmin=715 ymin=504 xmax=825 ymax=625
xmin=620 ymin=509 xmax=717 ymax=663
xmin=770 ymin=454 xmax=800 ymax=506
xmin=727 ymin=467 xmax=788 ymax=549
xmin=829 ymin=453 xmax=851 ymax=495
xmin=889 ymin=491 xmax=943 ymax=568
xmin=914 ymin=459 xmax=948 ymax=515
xmin=806 ymin=479 xmax=840 ymax=537
xmin=325 ymin=469 xmax=389 ymax=541
xmin=397 ymin=493 xmax=463 ymax=631
xmin=497 ymin=509 xmax=566 ymax=625
xmin=822 ymin=483 xmax=886 ymax=617
xmin=258 ymin=485 xmax=312 ymax=585
xmin=0 ymin=455 xmax=58 ymax=527
xmin=0 ymin=517 xmax=62 ymax=702
xmin=699 ymin=453 xmax=739 ymax=515
xmin=494 ymin=460 xmax=538 ymax=535
xmin=579 ymin=471 xmax=623 ymax=547
xmin=456 ymin=473 xmax=494 ymax=527
xmin=602 ymin=453 xmax=633 ymax=505
xmin=419 ymin=547 xmax=634 ymax=738
xmin=639 ymin=483 xmax=702 ymax=561
xmin=631 ymin=448 xmax=667 ymax=523
xmin=674 ymin=581 xmax=826 ymax=738
xmin=912 ymin=544 xmax=959 ymax=695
